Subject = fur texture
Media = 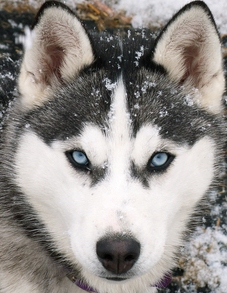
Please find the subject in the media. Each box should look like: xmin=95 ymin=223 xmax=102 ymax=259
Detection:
xmin=0 ymin=1 xmax=225 ymax=293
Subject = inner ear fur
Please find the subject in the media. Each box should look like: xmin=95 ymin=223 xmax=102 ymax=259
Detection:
xmin=18 ymin=1 xmax=94 ymax=108
xmin=153 ymin=1 xmax=225 ymax=114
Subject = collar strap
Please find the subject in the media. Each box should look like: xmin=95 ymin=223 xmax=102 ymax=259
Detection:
xmin=67 ymin=273 xmax=172 ymax=292
xmin=154 ymin=272 xmax=172 ymax=288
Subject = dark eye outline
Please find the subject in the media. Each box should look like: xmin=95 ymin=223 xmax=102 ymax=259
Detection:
xmin=66 ymin=150 xmax=91 ymax=171
xmin=147 ymin=152 xmax=175 ymax=172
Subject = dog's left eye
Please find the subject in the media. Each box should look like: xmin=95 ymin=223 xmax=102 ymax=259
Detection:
xmin=66 ymin=150 xmax=90 ymax=171
xmin=72 ymin=151 xmax=88 ymax=165
xmin=148 ymin=152 xmax=174 ymax=171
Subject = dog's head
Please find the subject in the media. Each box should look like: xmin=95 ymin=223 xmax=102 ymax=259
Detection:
xmin=6 ymin=1 xmax=224 ymax=292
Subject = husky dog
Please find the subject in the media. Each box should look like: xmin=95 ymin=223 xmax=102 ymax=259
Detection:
xmin=0 ymin=1 xmax=225 ymax=292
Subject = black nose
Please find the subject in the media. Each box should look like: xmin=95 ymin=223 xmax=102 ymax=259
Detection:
xmin=96 ymin=237 xmax=140 ymax=274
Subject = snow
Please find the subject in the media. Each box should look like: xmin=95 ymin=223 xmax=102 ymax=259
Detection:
xmin=17 ymin=26 xmax=34 ymax=50
xmin=180 ymin=226 xmax=227 ymax=292
xmin=0 ymin=0 xmax=227 ymax=292
xmin=115 ymin=0 xmax=227 ymax=34
xmin=4 ymin=0 xmax=227 ymax=34
xmin=176 ymin=184 xmax=227 ymax=292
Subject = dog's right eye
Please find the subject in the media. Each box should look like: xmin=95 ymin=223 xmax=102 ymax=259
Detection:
xmin=147 ymin=152 xmax=174 ymax=172
xmin=66 ymin=150 xmax=90 ymax=171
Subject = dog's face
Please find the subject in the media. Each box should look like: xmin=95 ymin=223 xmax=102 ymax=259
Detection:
xmin=15 ymin=81 xmax=217 ymax=289
xmin=6 ymin=1 xmax=224 ymax=292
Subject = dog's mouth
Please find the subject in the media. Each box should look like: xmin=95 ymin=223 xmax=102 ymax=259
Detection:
xmin=105 ymin=277 xmax=127 ymax=281
xmin=68 ymin=277 xmax=127 ymax=293
xmin=67 ymin=270 xmax=172 ymax=291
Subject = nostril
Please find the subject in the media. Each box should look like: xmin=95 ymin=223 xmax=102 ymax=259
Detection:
xmin=96 ymin=236 xmax=141 ymax=275
xmin=105 ymin=254 xmax=114 ymax=261
xmin=125 ymin=254 xmax=136 ymax=262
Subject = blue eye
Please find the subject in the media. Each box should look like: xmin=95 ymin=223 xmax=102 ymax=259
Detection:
xmin=148 ymin=152 xmax=174 ymax=171
xmin=151 ymin=153 xmax=168 ymax=167
xmin=66 ymin=150 xmax=90 ymax=170
xmin=72 ymin=151 xmax=88 ymax=165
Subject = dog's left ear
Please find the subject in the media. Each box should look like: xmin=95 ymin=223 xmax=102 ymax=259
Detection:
xmin=153 ymin=1 xmax=225 ymax=114
xmin=18 ymin=1 xmax=94 ymax=108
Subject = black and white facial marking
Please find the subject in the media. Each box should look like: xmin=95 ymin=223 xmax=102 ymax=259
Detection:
xmin=14 ymin=26 xmax=222 ymax=277
xmin=16 ymin=59 xmax=223 ymax=189
xmin=2 ymin=1 xmax=225 ymax=292
xmin=14 ymin=75 xmax=221 ymax=282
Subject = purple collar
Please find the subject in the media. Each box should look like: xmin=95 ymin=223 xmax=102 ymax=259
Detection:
xmin=67 ymin=273 xmax=172 ymax=292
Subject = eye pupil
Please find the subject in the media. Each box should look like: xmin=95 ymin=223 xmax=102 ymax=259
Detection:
xmin=72 ymin=151 xmax=88 ymax=166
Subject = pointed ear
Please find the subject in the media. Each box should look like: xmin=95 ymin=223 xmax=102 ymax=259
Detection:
xmin=18 ymin=1 xmax=94 ymax=108
xmin=153 ymin=2 xmax=225 ymax=114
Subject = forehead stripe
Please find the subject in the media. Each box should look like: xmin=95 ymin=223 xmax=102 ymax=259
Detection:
xmin=108 ymin=78 xmax=132 ymax=179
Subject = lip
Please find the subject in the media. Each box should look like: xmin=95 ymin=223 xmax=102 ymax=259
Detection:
xmin=105 ymin=277 xmax=127 ymax=282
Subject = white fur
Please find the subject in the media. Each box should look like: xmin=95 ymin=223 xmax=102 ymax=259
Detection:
xmin=15 ymin=79 xmax=216 ymax=293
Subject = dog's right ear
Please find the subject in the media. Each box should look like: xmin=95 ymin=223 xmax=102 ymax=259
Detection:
xmin=18 ymin=1 xmax=94 ymax=108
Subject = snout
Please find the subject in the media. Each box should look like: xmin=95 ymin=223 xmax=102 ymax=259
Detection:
xmin=96 ymin=235 xmax=140 ymax=276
